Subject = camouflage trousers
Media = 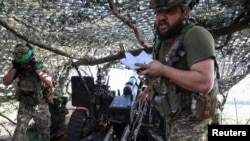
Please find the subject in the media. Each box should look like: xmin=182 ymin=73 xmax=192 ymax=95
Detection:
xmin=12 ymin=101 xmax=51 ymax=141
xmin=165 ymin=115 xmax=211 ymax=141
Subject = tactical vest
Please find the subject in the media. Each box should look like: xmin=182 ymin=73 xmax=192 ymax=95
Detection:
xmin=151 ymin=23 xmax=220 ymax=119
xmin=16 ymin=69 xmax=44 ymax=105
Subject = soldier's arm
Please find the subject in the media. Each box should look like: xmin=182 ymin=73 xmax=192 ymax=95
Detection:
xmin=2 ymin=69 xmax=17 ymax=86
xmin=137 ymin=84 xmax=154 ymax=102
xmin=136 ymin=58 xmax=214 ymax=94
xmin=35 ymin=69 xmax=53 ymax=88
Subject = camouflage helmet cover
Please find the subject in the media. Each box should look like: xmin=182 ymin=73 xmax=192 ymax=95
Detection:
xmin=150 ymin=0 xmax=194 ymax=9
xmin=13 ymin=44 xmax=33 ymax=63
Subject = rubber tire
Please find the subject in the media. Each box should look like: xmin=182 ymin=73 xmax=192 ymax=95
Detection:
xmin=66 ymin=109 xmax=88 ymax=141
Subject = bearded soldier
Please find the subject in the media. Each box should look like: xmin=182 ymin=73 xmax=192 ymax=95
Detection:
xmin=136 ymin=0 xmax=219 ymax=141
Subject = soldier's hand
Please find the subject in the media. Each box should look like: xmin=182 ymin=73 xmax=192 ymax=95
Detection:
xmin=43 ymin=87 xmax=54 ymax=104
xmin=135 ymin=60 xmax=164 ymax=77
xmin=137 ymin=85 xmax=154 ymax=102
xmin=30 ymin=58 xmax=37 ymax=69
xmin=30 ymin=58 xmax=43 ymax=70
xmin=12 ymin=60 xmax=21 ymax=70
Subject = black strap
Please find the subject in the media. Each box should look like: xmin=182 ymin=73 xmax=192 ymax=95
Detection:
xmin=214 ymin=59 xmax=220 ymax=79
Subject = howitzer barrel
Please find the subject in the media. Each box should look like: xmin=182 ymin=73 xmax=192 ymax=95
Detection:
xmin=123 ymin=72 xmax=142 ymax=101
xmin=107 ymin=71 xmax=143 ymax=124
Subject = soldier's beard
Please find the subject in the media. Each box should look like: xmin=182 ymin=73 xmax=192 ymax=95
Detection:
xmin=157 ymin=17 xmax=186 ymax=40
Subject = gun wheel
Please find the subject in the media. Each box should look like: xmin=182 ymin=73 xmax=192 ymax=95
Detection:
xmin=66 ymin=109 xmax=88 ymax=141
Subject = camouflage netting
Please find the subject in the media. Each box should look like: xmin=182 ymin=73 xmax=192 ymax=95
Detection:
xmin=0 ymin=0 xmax=250 ymax=108
xmin=0 ymin=0 xmax=250 ymax=140
xmin=0 ymin=0 xmax=153 ymax=97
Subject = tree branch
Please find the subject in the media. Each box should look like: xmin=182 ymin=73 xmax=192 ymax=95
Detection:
xmin=210 ymin=18 xmax=250 ymax=37
xmin=0 ymin=18 xmax=88 ymax=61
xmin=0 ymin=113 xmax=16 ymax=125
xmin=107 ymin=0 xmax=149 ymax=48
xmin=75 ymin=47 xmax=153 ymax=66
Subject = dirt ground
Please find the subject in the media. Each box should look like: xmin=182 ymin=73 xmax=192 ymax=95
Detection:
xmin=0 ymin=109 xmax=74 ymax=141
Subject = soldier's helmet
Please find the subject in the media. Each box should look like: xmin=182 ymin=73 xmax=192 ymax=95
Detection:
xmin=13 ymin=43 xmax=34 ymax=63
xmin=150 ymin=0 xmax=199 ymax=10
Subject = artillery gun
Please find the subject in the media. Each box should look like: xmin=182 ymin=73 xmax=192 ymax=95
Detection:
xmin=66 ymin=63 xmax=165 ymax=141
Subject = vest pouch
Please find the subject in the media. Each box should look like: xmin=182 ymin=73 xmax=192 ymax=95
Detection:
xmin=20 ymin=80 xmax=35 ymax=92
xmin=151 ymin=77 xmax=168 ymax=95
xmin=194 ymin=92 xmax=217 ymax=121
xmin=20 ymin=92 xmax=40 ymax=106
xmin=167 ymin=92 xmax=179 ymax=113
xmin=154 ymin=95 xmax=171 ymax=118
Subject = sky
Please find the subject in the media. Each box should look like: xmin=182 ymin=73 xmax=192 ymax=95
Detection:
xmin=222 ymin=74 xmax=250 ymax=124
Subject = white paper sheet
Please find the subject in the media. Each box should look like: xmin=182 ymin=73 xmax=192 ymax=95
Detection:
xmin=120 ymin=50 xmax=153 ymax=70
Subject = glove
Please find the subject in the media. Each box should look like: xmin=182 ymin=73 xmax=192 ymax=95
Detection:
xmin=30 ymin=58 xmax=37 ymax=69
xmin=43 ymin=87 xmax=54 ymax=104
xmin=30 ymin=58 xmax=43 ymax=69
xmin=12 ymin=60 xmax=21 ymax=70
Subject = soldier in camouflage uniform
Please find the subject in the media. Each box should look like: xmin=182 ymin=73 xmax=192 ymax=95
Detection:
xmin=3 ymin=43 xmax=53 ymax=141
xmin=136 ymin=0 xmax=218 ymax=141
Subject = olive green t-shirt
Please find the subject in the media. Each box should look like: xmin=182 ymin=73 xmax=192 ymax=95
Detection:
xmin=158 ymin=25 xmax=215 ymax=70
